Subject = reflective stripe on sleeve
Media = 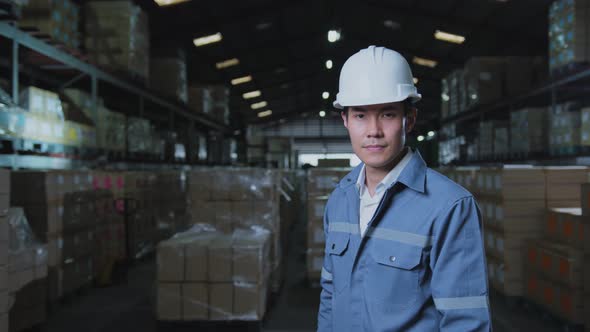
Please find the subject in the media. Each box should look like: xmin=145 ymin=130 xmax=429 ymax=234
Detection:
xmin=434 ymin=296 xmax=489 ymax=310
xmin=321 ymin=267 xmax=333 ymax=281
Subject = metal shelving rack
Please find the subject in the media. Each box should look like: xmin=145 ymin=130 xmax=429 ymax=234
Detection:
xmin=438 ymin=63 xmax=590 ymax=166
xmin=0 ymin=21 xmax=232 ymax=169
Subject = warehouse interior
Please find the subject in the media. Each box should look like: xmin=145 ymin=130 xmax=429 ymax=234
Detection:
xmin=0 ymin=0 xmax=589 ymax=331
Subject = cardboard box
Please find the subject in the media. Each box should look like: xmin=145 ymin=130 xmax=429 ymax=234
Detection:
xmin=157 ymin=242 xmax=184 ymax=282
xmin=182 ymin=283 xmax=208 ymax=320
xmin=21 ymin=204 xmax=61 ymax=240
xmin=526 ymin=240 xmax=583 ymax=288
xmin=208 ymin=239 xmax=232 ymax=282
xmin=307 ymin=196 xmax=328 ymax=225
xmin=524 ymin=273 xmax=583 ymax=324
xmin=209 ymin=283 xmax=233 ymax=320
xmin=157 ymin=283 xmax=182 ymax=321
xmin=233 ymin=235 xmax=270 ymax=284
xmin=233 ymin=282 xmax=267 ymax=320
xmin=545 ymin=208 xmax=585 ymax=249
xmin=184 ymin=242 xmax=207 ymax=282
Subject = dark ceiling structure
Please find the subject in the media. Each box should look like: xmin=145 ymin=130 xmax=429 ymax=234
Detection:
xmin=146 ymin=0 xmax=554 ymax=128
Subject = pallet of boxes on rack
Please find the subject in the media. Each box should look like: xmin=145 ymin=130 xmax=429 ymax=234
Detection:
xmin=188 ymin=168 xmax=283 ymax=295
xmin=83 ymin=0 xmax=150 ymax=81
xmin=155 ymin=226 xmax=271 ymax=326
xmin=548 ymin=0 xmax=590 ymax=75
xmin=19 ymin=0 xmax=80 ymax=50
xmin=188 ymin=85 xmax=230 ymax=125
xmin=305 ymin=167 xmax=350 ymax=285
xmin=6 ymin=207 xmax=48 ymax=332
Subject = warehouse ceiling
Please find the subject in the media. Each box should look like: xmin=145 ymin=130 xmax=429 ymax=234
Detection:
xmin=146 ymin=0 xmax=553 ymax=129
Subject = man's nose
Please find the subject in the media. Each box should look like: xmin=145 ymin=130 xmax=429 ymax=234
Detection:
xmin=366 ymin=116 xmax=383 ymax=138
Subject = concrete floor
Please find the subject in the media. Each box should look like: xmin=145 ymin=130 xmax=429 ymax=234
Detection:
xmin=39 ymin=218 xmax=570 ymax=332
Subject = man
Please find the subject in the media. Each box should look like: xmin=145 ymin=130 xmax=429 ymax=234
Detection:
xmin=317 ymin=46 xmax=491 ymax=331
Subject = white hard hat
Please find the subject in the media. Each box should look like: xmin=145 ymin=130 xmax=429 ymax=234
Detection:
xmin=333 ymin=45 xmax=421 ymax=109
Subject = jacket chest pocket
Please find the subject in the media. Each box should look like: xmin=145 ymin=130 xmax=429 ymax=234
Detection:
xmin=327 ymin=232 xmax=351 ymax=294
xmin=365 ymin=241 xmax=423 ymax=309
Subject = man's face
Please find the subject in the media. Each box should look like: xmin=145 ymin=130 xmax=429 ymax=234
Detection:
xmin=341 ymin=101 xmax=417 ymax=170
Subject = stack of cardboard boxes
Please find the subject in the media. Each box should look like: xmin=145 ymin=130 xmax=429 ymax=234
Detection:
xmin=92 ymin=189 xmax=126 ymax=282
xmin=188 ymin=85 xmax=230 ymax=125
xmin=548 ymin=0 xmax=590 ymax=72
xmin=6 ymin=207 xmax=48 ymax=332
xmin=463 ymin=57 xmax=504 ymax=110
xmin=0 ymin=170 xmax=9 ymax=332
xmin=151 ymin=50 xmax=188 ymax=103
xmin=123 ymin=172 xmax=158 ymax=259
xmin=20 ymin=0 xmax=80 ymax=49
xmin=510 ymin=108 xmax=548 ymax=157
xmin=549 ymin=103 xmax=582 ymax=156
xmin=478 ymin=167 xmax=547 ymax=297
xmin=188 ymin=168 xmax=283 ymax=291
xmin=305 ymin=168 xmax=350 ymax=282
xmin=156 ymin=228 xmax=271 ymax=321
xmin=19 ymin=86 xmax=64 ymax=121
xmin=63 ymin=89 xmax=127 ymax=153
xmin=153 ymin=171 xmax=189 ymax=242
xmin=84 ymin=0 xmax=150 ymax=80
xmin=524 ymin=208 xmax=585 ymax=325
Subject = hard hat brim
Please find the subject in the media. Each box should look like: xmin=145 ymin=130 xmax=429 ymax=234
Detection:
xmin=333 ymin=93 xmax=422 ymax=110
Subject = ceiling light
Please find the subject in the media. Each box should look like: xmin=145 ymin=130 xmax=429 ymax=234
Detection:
xmin=413 ymin=77 xmax=419 ymax=84
xmin=251 ymin=101 xmax=268 ymax=110
xmin=427 ymin=131 xmax=435 ymax=137
xmin=215 ymin=58 xmax=239 ymax=69
xmin=231 ymin=75 xmax=252 ymax=85
xmin=256 ymin=22 xmax=272 ymax=30
xmin=417 ymin=135 xmax=425 ymax=142
xmin=413 ymin=56 xmax=437 ymax=68
xmin=258 ymin=110 xmax=272 ymax=118
xmin=322 ymin=92 xmax=330 ymax=100
xmin=328 ymin=30 xmax=341 ymax=43
xmin=434 ymin=30 xmax=466 ymax=44
xmin=442 ymin=93 xmax=450 ymax=102
xmin=319 ymin=110 xmax=326 ymax=117
xmin=242 ymin=90 xmax=261 ymax=99
xmin=383 ymin=20 xmax=400 ymax=30
xmin=154 ymin=0 xmax=190 ymax=6
xmin=193 ymin=32 xmax=222 ymax=47
xmin=326 ymin=60 xmax=333 ymax=69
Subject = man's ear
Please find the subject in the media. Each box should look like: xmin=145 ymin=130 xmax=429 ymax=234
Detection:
xmin=341 ymin=111 xmax=348 ymax=129
xmin=405 ymin=107 xmax=418 ymax=133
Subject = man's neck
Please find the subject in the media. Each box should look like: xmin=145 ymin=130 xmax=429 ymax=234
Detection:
xmin=364 ymin=147 xmax=408 ymax=197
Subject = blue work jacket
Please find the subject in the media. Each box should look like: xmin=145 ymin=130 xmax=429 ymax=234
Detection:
xmin=317 ymin=151 xmax=491 ymax=331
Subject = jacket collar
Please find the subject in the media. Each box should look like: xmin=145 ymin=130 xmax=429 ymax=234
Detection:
xmin=338 ymin=149 xmax=427 ymax=194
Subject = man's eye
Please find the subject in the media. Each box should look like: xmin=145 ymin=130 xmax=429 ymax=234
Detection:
xmin=383 ymin=113 xmax=396 ymax=118
xmin=354 ymin=114 xmax=364 ymax=119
